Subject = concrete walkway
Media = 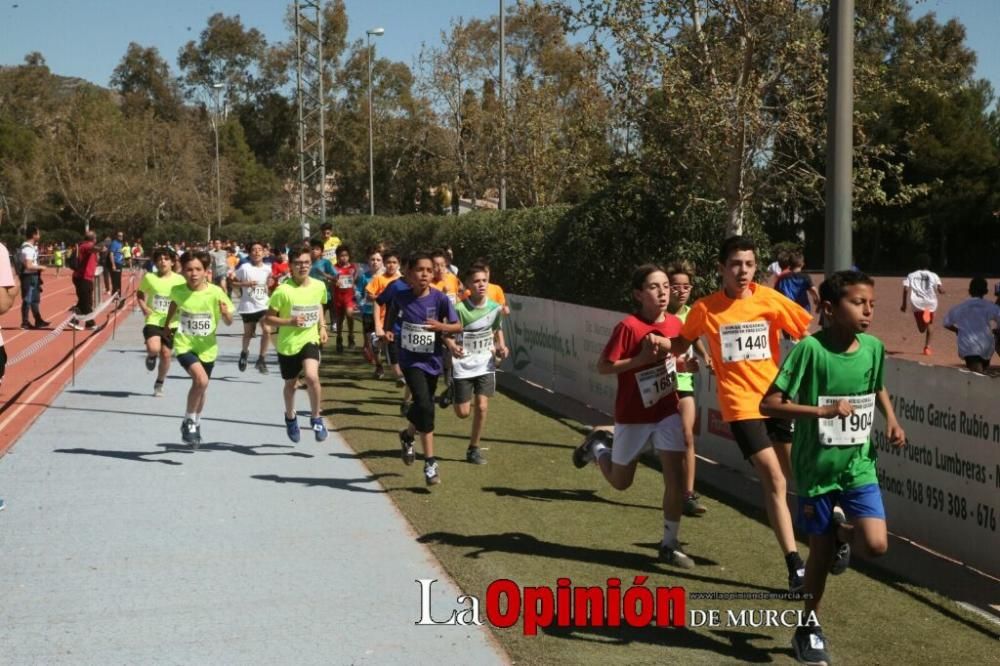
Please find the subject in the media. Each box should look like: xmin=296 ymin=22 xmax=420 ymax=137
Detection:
xmin=0 ymin=312 xmax=506 ymax=665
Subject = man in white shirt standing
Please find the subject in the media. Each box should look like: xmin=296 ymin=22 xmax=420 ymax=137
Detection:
xmin=18 ymin=226 xmax=49 ymax=329
xmin=901 ymin=253 xmax=944 ymax=356
xmin=943 ymin=276 xmax=1000 ymax=374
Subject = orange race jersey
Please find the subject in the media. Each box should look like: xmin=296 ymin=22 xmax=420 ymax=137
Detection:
xmin=463 ymin=282 xmax=506 ymax=306
xmin=680 ymin=283 xmax=812 ymax=422
xmin=431 ymin=272 xmax=463 ymax=305
xmin=365 ymin=272 xmax=401 ymax=326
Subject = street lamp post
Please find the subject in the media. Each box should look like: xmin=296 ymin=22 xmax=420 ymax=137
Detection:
xmin=367 ymin=28 xmax=385 ymax=217
xmin=210 ymin=82 xmax=225 ymax=242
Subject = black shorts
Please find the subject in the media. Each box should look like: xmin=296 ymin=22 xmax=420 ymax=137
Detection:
xmin=362 ymin=314 xmax=376 ymax=336
xmin=453 ymin=373 xmax=496 ymax=403
xmin=241 ymin=309 xmax=267 ymax=324
xmin=142 ymin=325 xmax=174 ymax=349
xmin=729 ymin=418 xmax=793 ymax=459
xmin=964 ymin=355 xmax=990 ymax=365
xmin=677 ymin=390 xmax=694 ymax=400
xmin=0 ymin=344 xmax=7 ymax=383
xmin=278 ymin=342 xmax=321 ymax=380
xmin=177 ymin=352 xmax=214 ymax=377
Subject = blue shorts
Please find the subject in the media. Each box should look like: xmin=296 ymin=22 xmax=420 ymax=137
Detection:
xmin=798 ymin=483 xmax=885 ymax=535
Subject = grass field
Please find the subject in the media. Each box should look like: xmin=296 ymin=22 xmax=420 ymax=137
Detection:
xmin=320 ymin=352 xmax=999 ymax=665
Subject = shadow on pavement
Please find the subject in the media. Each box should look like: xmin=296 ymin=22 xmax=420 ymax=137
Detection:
xmin=54 ymin=447 xmax=184 ymax=465
xmin=250 ymin=472 xmax=398 ymax=493
xmin=65 ymin=389 xmax=148 ymax=398
xmin=156 ymin=443 xmax=314 ymax=458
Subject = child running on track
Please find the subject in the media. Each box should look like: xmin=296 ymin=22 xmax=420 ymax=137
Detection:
xmin=665 ymin=261 xmax=709 ymax=517
xmin=265 ymin=245 xmax=329 ymax=443
xmin=572 ymin=264 xmax=694 ymax=568
xmin=356 ymin=248 xmax=383 ymax=371
xmin=331 ymin=245 xmax=359 ymax=353
xmin=943 ymin=276 xmax=1000 ymax=374
xmin=445 ymin=264 xmax=508 ymax=465
xmin=231 ymin=240 xmax=272 ymax=374
xmin=668 ymin=236 xmax=814 ymax=590
xmin=385 ymin=252 xmax=461 ymax=486
xmin=761 ymin=270 xmax=906 ymax=666
xmin=163 ymin=251 xmax=234 ymax=446
xmin=137 ymin=248 xmax=185 ymax=397
xmin=901 ymin=254 xmax=943 ymax=355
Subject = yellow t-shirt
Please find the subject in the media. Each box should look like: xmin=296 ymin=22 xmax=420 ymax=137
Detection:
xmin=322 ymin=236 xmax=343 ymax=262
xmin=269 ymin=277 xmax=329 ymax=356
xmin=680 ymin=283 xmax=812 ymax=422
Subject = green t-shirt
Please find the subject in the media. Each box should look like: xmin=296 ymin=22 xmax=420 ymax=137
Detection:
xmin=268 ymin=277 xmax=328 ymax=356
xmin=672 ymin=304 xmax=694 ymax=392
xmin=139 ymin=271 xmax=186 ymax=327
xmin=454 ymin=297 xmax=503 ymax=379
xmin=169 ymin=283 xmax=234 ymax=362
xmin=772 ymin=331 xmax=885 ymax=497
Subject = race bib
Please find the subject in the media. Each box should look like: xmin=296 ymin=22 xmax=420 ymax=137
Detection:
xmin=462 ymin=328 xmax=494 ymax=356
xmin=337 ymin=274 xmax=354 ymax=290
xmin=446 ymin=292 xmax=458 ymax=306
xmin=151 ymin=295 xmax=171 ymax=313
xmin=180 ymin=312 xmax=213 ymax=337
xmin=292 ymin=304 xmax=320 ymax=328
xmin=401 ymin=321 xmax=435 ymax=354
xmin=323 ymin=248 xmax=337 ymax=261
xmin=720 ymin=321 xmax=771 ymax=362
xmin=635 ymin=358 xmax=678 ymax=408
xmin=818 ymin=394 xmax=876 ymax=446
xmin=250 ymin=285 xmax=268 ymax=300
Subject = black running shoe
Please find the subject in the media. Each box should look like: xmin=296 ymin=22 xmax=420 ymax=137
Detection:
xmin=336 ymin=338 xmax=344 ymax=354
xmin=658 ymin=543 xmax=695 ymax=569
xmin=683 ymin=492 xmax=707 ymax=517
xmin=789 ymin=566 xmax=806 ymax=594
xmin=181 ymin=418 xmax=198 ymax=445
xmin=436 ymin=390 xmax=452 ymax=409
xmin=466 ymin=447 xmax=486 ymax=465
xmin=830 ymin=508 xmax=851 ymax=575
xmin=145 ymin=355 xmax=157 ymax=371
xmin=572 ymin=429 xmax=612 ymax=469
xmin=792 ymin=626 xmax=831 ymax=666
xmin=424 ymin=460 xmax=441 ymax=485
xmin=238 ymin=350 xmax=248 ymax=372
xmin=399 ymin=429 xmax=416 ymax=465
xmin=34 ymin=319 xmax=50 ymax=328
xmin=400 ymin=400 xmax=411 ymax=418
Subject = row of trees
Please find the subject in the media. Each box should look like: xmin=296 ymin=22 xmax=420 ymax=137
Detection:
xmin=1 ymin=0 xmax=998 ymax=269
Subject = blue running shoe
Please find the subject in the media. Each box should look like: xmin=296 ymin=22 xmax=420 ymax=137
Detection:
xmin=285 ymin=415 xmax=301 ymax=443
xmin=311 ymin=417 xmax=328 ymax=442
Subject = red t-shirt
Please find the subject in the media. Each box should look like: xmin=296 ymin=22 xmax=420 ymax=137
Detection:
xmin=333 ymin=263 xmax=357 ymax=293
xmin=271 ymin=261 xmax=289 ymax=278
xmin=73 ymin=241 xmax=98 ymax=281
xmin=602 ymin=313 xmax=682 ymax=424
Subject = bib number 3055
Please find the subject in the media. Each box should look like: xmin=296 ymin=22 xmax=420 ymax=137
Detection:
xmin=635 ymin=358 xmax=677 ymax=408
xmin=720 ymin=321 xmax=771 ymax=362
xmin=292 ymin=305 xmax=320 ymax=328
xmin=818 ymin=394 xmax=876 ymax=446
xmin=402 ymin=322 xmax=435 ymax=353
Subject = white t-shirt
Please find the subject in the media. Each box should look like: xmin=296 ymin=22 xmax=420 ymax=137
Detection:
xmin=0 ymin=243 xmax=15 ymax=347
xmin=943 ymin=298 xmax=1000 ymax=360
xmin=19 ymin=242 xmax=38 ymax=273
xmin=235 ymin=263 xmax=272 ymax=314
xmin=903 ymin=270 xmax=942 ymax=312
xmin=768 ymin=261 xmax=782 ymax=277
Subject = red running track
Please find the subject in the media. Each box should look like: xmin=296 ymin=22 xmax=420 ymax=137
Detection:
xmin=0 ymin=271 xmax=141 ymax=457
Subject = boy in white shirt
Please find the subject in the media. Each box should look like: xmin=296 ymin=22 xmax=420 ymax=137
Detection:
xmin=943 ymin=276 xmax=1000 ymax=374
xmin=900 ymin=254 xmax=943 ymax=355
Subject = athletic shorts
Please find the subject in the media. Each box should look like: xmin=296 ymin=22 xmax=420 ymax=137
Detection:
xmin=677 ymin=390 xmax=694 ymax=400
xmin=177 ymin=352 xmax=214 ymax=377
xmin=611 ymin=413 xmax=685 ymax=466
xmin=454 ymin=373 xmax=496 ymax=403
xmin=729 ymin=418 xmax=794 ymax=459
xmin=913 ymin=310 xmax=934 ymax=326
xmin=241 ymin=309 xmax=267 ymax=324
xmin=798 ymin=483 xmax=885 ymax=535
xmin=142 ymin=325 xmax=174 ymax=349
xmin=278 ymin=342 xmax=321 ymax=380
xmin=333 ymin=292 xmax=355 ymax=313
xmin=362 ymin=314 xmax=376 ymax=336
xmin=212 ymin=274 xmax=226 ymax=287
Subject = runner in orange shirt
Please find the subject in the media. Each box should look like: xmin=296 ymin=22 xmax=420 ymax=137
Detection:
xmin=669 ymin=236 xmax=813 ymax=593
xmin=366 ymin=250 xmax=403 ymax=382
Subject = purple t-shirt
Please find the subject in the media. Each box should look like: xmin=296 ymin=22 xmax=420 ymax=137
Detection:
xmin=388 ymin=287 xmax=458 ymax=375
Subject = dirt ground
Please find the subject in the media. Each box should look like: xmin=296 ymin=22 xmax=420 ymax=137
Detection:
xmin=803 ymin=273 xmax=1000 ymax=370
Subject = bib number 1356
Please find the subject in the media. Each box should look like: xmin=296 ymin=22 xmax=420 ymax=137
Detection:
xmin=720 ymin=321 xmax=771 ymax=362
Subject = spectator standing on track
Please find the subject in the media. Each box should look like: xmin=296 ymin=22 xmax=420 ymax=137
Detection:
xmin=208 ymin=239 xmax=230 ymax=294
xmin=901 ymin=254 xmax=944 ymax=355
xmin=70 ymin=231 xmax=99 ymax=330
xmin=0 ymin=239 xmax=16 ymax=513
xmin=943 ymin=276 xmax=1000 ymax=374
xmin=17 ymin=226 xmax=49 ymax=329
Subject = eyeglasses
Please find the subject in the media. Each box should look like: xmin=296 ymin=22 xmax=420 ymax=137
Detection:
xmin=670 ymin=284 xmax=692 ymax=292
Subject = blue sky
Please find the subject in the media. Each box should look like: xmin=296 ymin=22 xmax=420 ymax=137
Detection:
xmin=0 ymin=0 xmax=997 ymax=93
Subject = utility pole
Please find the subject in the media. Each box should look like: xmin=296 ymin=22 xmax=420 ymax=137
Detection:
xmin=824 ymin=0 xmax=854 ymax=275
xmin=295 ymin=0 xmax=327 ymax=240
xmin=499 ymin=0 xmax=507 ymax=210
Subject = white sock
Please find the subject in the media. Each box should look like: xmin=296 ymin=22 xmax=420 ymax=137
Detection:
xmin=663 ymin=519 xmax=680 ymax=547
xmin=592 ymin=442 xmax=611 ymax=460
xmin=185 ymin=412 xmax=196 ymax=422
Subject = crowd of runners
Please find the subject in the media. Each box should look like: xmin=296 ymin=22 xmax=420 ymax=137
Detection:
xmin=2 ymin=223 xmax=977 ymax=666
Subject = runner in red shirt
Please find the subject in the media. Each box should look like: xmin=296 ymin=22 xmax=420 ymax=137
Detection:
xmin=332 ymin=245 xmax=359 ymax=353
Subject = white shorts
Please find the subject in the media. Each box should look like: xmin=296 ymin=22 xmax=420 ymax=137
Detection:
xmin=611 ymin=413 xmax=685 ymax=465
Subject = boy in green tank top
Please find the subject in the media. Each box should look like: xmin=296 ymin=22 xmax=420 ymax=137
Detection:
xmin=137 ymin=248 xmax=185 ymax=396
xmin=762 ymin=270 xmax=906 ymax=666
xmin=163 ymin=250 xmax=234 ymax=446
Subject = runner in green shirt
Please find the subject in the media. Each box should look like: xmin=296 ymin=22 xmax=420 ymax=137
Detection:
xmin=265 ymin=245 xmax=330 ymax=443
xmin=163 ymin=250 xmax=234 ymax=446
xmin=761 ymin=270 xmax=906 ymax=666
xmin=137 ymin=248 xmax=185 ymax=397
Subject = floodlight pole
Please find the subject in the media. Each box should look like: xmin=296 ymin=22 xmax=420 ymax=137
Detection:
xmin=824 ymin=0 xmax=854 ymax=275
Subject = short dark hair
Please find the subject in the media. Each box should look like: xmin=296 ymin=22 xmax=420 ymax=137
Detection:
xmin=718 ymin=236 xmax=757 ymax=263
xmin=474 ymin=256 xmax=491 ymax=271
xmin=151 ymin=247 xmax=174 ymax=263
xmin=630 ymin=263 xmax=666 ymax=292
xmin=463 ymin=263 xmax=489 ymax=281
xmin=309 ymin=238 xmax=324 ymax=250
xmin=819 ymin=270 xmax=875 ymax=305
xmin=430 ymin=249 xmax=447 ymax=260
xmin=665 ymin=261 xmax=694 ymax=280
xmin=247 ymin=240 xmax=265 ymax=252
xmin=915 ymin=253 xmax=931 ymax=270
xmin=25 ymin=226 xmax=38 ymax=239
xmin=407 ymin=251 xmax=433 ymax=268
xmin=180 ymin=250 xmax=211 ymax=270
xmin=335 ymin=244 xmax=351 ymax=256
xmin=292 ymin=244 xmax=312 ymax=261
xmin=789 ymin=251 xmax=805 ymax=269
xmin=969 ymin=276 xmax=988 ymax=297
xmin=321 ymin=222 xmax=333 ymax=232
xmin=382 ymin=249 xmax=399 ymax=262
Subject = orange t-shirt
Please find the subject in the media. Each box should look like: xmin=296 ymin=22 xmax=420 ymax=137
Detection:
xmin=365 ymin=272 xmax=401 ymax=326
xmin=463 ymin=282 xmax=506 ymax=306
xmin=680 ymin=283 xmax=812 ymax=422
xmin=431 ymin=272 xmax=463 ymax=305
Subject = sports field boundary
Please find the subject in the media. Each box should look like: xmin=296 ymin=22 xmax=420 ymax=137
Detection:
xmin=494 ymin=370 xmax=1000 ymax=625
